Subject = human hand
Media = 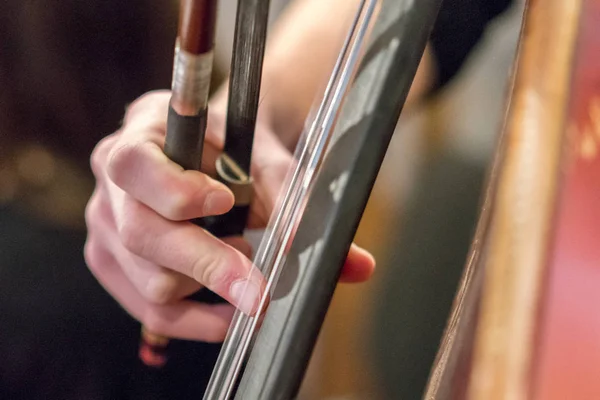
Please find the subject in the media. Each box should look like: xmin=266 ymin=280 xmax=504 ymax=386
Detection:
xmin=84 ymin=90 xmax=375 ymax=342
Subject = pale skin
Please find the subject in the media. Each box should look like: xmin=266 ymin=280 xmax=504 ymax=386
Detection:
xmin=84 ymin=0 xmax=435 ymax=342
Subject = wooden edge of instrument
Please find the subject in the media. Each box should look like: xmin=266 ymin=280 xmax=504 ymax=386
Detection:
xmin=465 ymin=1 xmax=583 ymax=399
xmin=531 ymin=1 xmax=600 ymax=397
xmin=424 ymin=0 xmax=584 ymax=398
xmin=423 ymin=4 xmax=527 ymax=397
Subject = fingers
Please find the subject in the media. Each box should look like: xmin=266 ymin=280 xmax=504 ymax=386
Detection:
xmin=87 ymin=180 xmax=259 ymax=317
xmin=116 ymin=247 xmax=202 ymax=306
xmin=122 ymin=90 xmax=170 ymax=128
xmin=85 ymin=88 xmax=374 ymax=349
xmin=118 ymin=235 xmax=253 ymax=306
xmin=84 ymin=238 xmax=234 ymax=342
xmin=106 ymin=93 xmax=234 ymax=222
xmin=86 ymin=90 xmax=265 ymax=321
xmin=108 ymin=140 xmax=234 ymax=221
xmin=222 ymin=236 xmax=254 ymax=259
xmin=113 ymin=196 xmax=263 ymax=315
xmin=245 ymin=127 xmax=376 ymax=284
xmin=339 ymin=243 xmax=376 ymax=283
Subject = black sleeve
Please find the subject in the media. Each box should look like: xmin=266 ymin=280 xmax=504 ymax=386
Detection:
xmin=429 ymin=0 xmax=514 ymax=88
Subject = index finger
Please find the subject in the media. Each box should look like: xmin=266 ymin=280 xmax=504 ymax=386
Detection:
xmin=123 ymin=90 xmax=225 ymax=154
xmin=107 ymin=92 xmax=233 ymax=221
xmin=116 ymin=196 xmax=265 ymax=316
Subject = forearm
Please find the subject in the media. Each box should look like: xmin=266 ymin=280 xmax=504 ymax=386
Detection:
xmin=256 ymin=0 xmax=365 ymax=146
xmin=210 ymin=0 xmax=359 ymax=143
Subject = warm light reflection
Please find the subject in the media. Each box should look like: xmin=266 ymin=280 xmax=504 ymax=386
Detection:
xmin=578 ymin=96 xmax=600 ymax=161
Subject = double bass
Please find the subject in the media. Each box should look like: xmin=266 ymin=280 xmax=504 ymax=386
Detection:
xmin=149 ymin=0 xmax=600 ymax=398
xmin=426 ymin=0 xmax=600 ymax=399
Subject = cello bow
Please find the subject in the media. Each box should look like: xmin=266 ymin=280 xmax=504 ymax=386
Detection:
xmin=140 ymin=0 xmax=270 ymax=367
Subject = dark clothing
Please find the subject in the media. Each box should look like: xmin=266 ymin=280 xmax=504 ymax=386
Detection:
xmin=0 ymin=0 xmax=513 ymax=399
xmin=0 ymin=205 xmax=222 ymax=400
xmin=431 ymin=0 xmax=512 ymax=87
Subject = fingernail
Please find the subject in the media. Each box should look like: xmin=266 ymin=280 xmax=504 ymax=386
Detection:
xmin=230 ymin=279 xmax=260 ymax=315
xmin=204 ymin=190 xmax=233 ymax=215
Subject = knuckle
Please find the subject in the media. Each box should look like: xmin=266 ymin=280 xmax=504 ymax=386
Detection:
xmin=144 ymin=274 xmax=178 ymax=305
xmin=162 ymin=191 xmax=188 ymax=221
xmin=124 ymin=90 xmax=170 ymax=125
xmin=192 ymin=253 xmax=229 ymax=289
xmin=165 ymin=187 xmax=201 ymax=220
xmin=117 ymin=202 xmax=148 ymax=255
xmin=118 ymin=219 xmax=142 ymax=254
xmin=90 ymin=134 xmax=118 ymax=178
xmin=106 ymin=142 xmax=147 ymax=188
xmin=141 ymin=311 xmax=168 ymax=336
xmin=84 ymin=191 xmax=112 ymax=229
xmin=84 ymin=195 xmax=100 ymax=230
xmin=83 ymin=238 xmax=103 ymax=274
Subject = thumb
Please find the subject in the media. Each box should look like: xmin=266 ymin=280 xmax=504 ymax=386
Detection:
xmin=247 ymin=127 xmax=377 ymax=283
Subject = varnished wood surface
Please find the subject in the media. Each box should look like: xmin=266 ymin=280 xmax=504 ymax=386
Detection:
xmin=426 ymin=0 xmax=586 ymax=399
xmin=178 ymin=0 xmax=218 ymax=54
xmin=302 ymin=1 xmax=597 ymax=398
xmin=532 ymin=1 xmax=600 ymax=398
xmin=466 ymin=1 xmax=582 ymax=398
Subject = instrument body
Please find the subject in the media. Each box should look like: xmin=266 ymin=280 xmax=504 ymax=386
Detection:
xmin=140 ymin=0 xmax=600 ymax=396
xmin=425 ymin=0 xmax=600 ymax=398
xmin=533 ymin=1 xmax=600 ymax=397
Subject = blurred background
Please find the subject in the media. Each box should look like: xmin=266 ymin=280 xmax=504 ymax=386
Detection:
xmin=296 ymin=2 xmax=524 ymax=398
xmin=0 ymin=0 xmax=523 ymax=398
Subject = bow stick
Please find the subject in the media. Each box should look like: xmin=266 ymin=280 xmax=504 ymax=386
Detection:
xmin=424 ymin=0 xmax=597 ymax=398
xmin=139 ymin=0 xmax=270 ymax=368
